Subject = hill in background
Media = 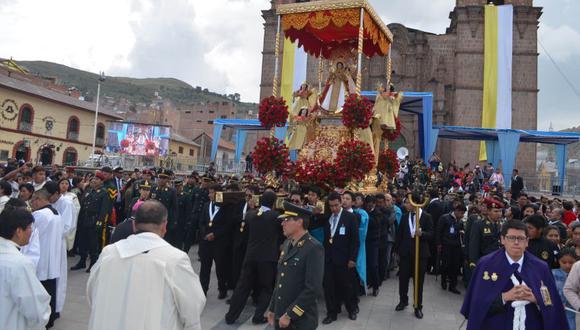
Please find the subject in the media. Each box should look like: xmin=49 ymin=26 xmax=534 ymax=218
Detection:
xmin=16 ymin=60 xmax=257 ymax=115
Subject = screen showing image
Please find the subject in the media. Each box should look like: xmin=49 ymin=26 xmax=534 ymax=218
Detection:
xmin=106 ymin=122 xmax=170 ymax=157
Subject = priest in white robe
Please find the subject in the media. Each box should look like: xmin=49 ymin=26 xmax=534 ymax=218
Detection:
xmin=30 ymin=189 xmax=64 ymax=328
xmin=46 ymin=181 xmax=76 ymax=315
xmin=0 ymin=207 xmax=51 ymax=330
xmin=87 ymin=200 xmax=206 ymax=330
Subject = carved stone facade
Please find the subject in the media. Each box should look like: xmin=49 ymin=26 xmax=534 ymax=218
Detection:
xmin=259 ymin=0 xmax=541 ymax=176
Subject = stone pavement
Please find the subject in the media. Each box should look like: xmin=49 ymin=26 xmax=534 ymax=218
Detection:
xmin=54 ymin=250 xmax=466 ymax=330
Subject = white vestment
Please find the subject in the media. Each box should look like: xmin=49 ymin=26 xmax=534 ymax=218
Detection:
xmin=87 ymin=232 xmax=206 ymax=330
xmin=0 ymin=237 xmax=51 ymax=330
xmin=20 ymin=227 xmax=40 ymax=269
xmin=52 ymin=195 xmax=76 ymax=313
xmin=32 ymin=207 xmax=64 ymax=281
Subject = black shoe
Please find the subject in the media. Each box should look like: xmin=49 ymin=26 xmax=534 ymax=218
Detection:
xmin=224 ymin=314 xmax=236 ymax=325
xmin=86 ymin=262 xmax=96 ymax=273
xmin=441 ymin=280 xmax=447 ymax=290
xmin=322 ymin=315 xmax=337 ymax=324
xmin=218 ymin=291 xmax=228 ymax=300
xmin=372 ymin=288 xmax=379 ymax=297
xmin=449 ymin=287 xmax=461 ymax=295
xmin=252 ymin=316 xmax=267 ymax=324
xmin=414 ymin=308 xmax=423 ymax=319
xmin=395 ymin=302 xmax=408 ymax=311
xmin=355 ymin=306 xmax=359 ymax=314
xmin=70 ymin=260 xmax=86 ymax=271
xmin=225 ymin=298 xmax=231 ymax=305
xmin=348 ymin=312 xmax=357 ymax=320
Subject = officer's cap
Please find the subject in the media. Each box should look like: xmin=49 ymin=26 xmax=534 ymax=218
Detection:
xmin=94 ymin=171 xmax=107 ymax=181
xmin=278 ymin=201 xmax=312 ymax=222
xmin=140 ymin=180 xmax=152 ymax=189
xmin=484 ymin=197 xmax=504 ymax=209
xmin=174 ymin=178 xmax=184 ymax=186
xmin=158 ymin=169 xmax=173 ymax=178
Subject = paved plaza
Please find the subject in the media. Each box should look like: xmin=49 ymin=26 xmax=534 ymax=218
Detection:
xmin=54 ymin=248 xmax=466 ymax=330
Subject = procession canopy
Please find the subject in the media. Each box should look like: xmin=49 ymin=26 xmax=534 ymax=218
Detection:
xmin=276 ymin=0 xmax=393 ymax=59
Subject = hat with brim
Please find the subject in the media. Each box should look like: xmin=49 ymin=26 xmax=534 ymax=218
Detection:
xmin=278 ymin=201 xmax=312 ymax=221
xmin=484 ymin=197 xmax=504 ymax=209
xmin=140 ymin=180 xmax=152 ymax=189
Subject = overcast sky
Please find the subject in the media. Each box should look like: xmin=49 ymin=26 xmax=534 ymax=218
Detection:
xmin=0 ymin=0 xmax=578 ymax=130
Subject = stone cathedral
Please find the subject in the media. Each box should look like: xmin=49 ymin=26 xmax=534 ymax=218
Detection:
xmin=259 ymin=0 xmax=541 ymax=176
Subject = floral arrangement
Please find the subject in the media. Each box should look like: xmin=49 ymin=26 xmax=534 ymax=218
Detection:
xmin=294 ymin=159 xmax=345 ymax=191
xmin=342 ymin=94 xmax=373 ymax=130
xmin=335 ymin=140 xmax=374 ymax=181
xmin=377 ymin=148 xmax=399 ymax=179
xmin=382 ymin=116 xmax=402 ymax=141
xmin=252 ymin=137 xmax=290 ymax=175
xmin=146 ymin=141 xmax=156 ymax=150
xmin=120 ymin=139 xmax=130 ymax=148
xmin=258 ymin=96 xmax=289 ymax=129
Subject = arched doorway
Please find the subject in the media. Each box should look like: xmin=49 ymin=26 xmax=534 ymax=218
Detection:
xmin=38 ymin=145 xmax=54 ymax=165
xmin=62 ymin=147 xmax=78 ymax=166
xmin=12 ymin=140 xmax=31 ymax=162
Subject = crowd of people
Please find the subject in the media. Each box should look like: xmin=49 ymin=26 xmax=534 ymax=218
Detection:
xmin=2 ymin=155 xmax=580 ymax=329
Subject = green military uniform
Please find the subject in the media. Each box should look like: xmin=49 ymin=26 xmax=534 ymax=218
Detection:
xmin=175 ymin=180 xmax=193 ymax=251
xmin=72 ymin=185 xmax=110 ymax=271
xmin=468 ymin=217 xmax=500 ymax=268
xmin=269 ymin=232 xmax=324 ymax=329
xmin=151 ymin=185 xmax=178 ymax=225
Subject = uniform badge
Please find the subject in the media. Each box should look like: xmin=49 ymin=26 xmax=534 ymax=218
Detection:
xmin=151 ymin=193 xmax=156 ymax=198
xmin=483 ymin=228 xmax=491 ymax=234
xmin=541 ymin=251 xmax=549 ymax=260
xmin=208 ymin=222 xmax=213 ymax=227
xmin=297 ymin=240 xmax=304 ymax=248
xmin=483 ymin=271 xmax=490 ymax=281
xmin=491 ymin=273 xmax=498 ymax=281
xmin=540 ymin=281 xmax=553 ymax=306
xmin=329 ymin=238 xmax=333 ymax=244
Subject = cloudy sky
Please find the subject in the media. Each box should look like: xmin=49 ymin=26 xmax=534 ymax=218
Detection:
xmin=0 ymin=0 xmax=578 ymax=130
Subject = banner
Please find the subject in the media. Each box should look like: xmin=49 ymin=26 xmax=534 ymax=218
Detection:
xmin=479 ymin=4 xmax=513 ymax=161
xmin=280 ymin=38 xmax=308 ymax=108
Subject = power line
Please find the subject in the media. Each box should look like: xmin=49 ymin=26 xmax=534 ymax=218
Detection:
xmin=538 ymin=37 xmax=580 ymax=100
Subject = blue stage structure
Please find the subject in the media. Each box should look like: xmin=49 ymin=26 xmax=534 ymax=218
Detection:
xmin=432 ymin=126 xmax=580 ymax=189
xmin=210 ymin=119 xmax=288 ymax=163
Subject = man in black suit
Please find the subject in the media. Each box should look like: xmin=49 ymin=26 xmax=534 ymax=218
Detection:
xmin=426 ymin=189 xmax=444 ymax=274
xmin=510 ymin=168 xmax=524 ymax=200
xmin=436 ymin=202 xmax=466 ymax=294
xmin=229 ymin=186 xmax=256 ymax=292
xmin=395 ymin=197 xmax=434 ymax=319
xmin=199 ymin=184 xmax=232 ymax=299
xmin=225 ymin=191 xmax=282 ymax=325
xmin=322 ymin=192 xmax=359 ymax=324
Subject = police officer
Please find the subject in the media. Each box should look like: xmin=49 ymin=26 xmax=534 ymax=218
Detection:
xmin=468 ymin=197 xmax=503 ymax=269
xmin=436 ymin=202 xmax=466 ymax=294
xmin=150 ymin=169 xmax=178 ymax=246
xmin=267 ymin=201 xmax=324 ymax=330
xmin=525 ymin=214 xmax=559 ymax=268
xmin=192 ymin=176 xmax=211 ymax=247
xmin=130 ymin=168 xmax=155 ymax=200
xmin=174 ymin=178 xmax=193 ymax=252
xmin=71 ymin=171 xmax=109 ymax=272
xmin=100 ymin=166 xmax=118 ymax=243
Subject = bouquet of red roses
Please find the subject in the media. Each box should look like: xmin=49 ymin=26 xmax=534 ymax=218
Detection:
xmin=258 ymin=96 xmax=289 ymax=129
xmin=377 ymin=148 xmax=399 ymax=179
xmin=342 ymin=94 xmax=373 ymax=130
xmin=335 ymin=140 xmax=374 ymax=181
xmin=382 ymin=116 xmax=402 ymax=141
xmin=120 ymin=139 xmax=130 ymax=148
xmin=252 ymin=137 xmax=290 ymax=174
xmin=294 ymin=159 xmax=336 ymax=191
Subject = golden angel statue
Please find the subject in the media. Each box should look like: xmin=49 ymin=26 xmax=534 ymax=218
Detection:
xmin=319 ymin=62 xmax=356 ymax=113
xmin=371 ymin=83 xmax=404 ymax=162
xmin=287 ymin=82 xmax=318 ymax=150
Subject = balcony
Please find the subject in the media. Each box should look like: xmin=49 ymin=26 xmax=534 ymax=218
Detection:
xmin=67 ymin=132 xmax=79 ymax=141
xmin=95 ymin=137 xmax=105 ymax=147
xmin=19 ymin=121 xmax=32 ymax=132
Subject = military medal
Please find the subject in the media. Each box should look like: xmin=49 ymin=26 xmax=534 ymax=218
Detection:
xmin=540 ymin=281 xmax=553 ymax=306
xmin=208 ymin=202 xmax=219 ymax=228
xmin=240 ymin=222 xmax=245 ymax=232
xmin=329 ymin=238 xmax=333 ymax=244
xmin=483 ymin=271 xmax=490 ymax=281
xmin=491 ymin=273 xmax=498 ymax=281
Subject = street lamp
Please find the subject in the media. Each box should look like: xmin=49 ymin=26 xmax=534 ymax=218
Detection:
xmin=91 ymin=72 xmax=106 ymax=167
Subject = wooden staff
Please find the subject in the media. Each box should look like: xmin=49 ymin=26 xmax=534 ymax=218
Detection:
xmin=408 ymin=193 xmax=429 ymax=309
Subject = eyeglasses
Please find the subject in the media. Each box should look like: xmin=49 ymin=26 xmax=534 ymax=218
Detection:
xmin=504 ymin=235 xmax=528 ymax=243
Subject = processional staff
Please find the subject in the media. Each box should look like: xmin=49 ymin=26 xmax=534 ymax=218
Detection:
xmin=407 ymin=192 xmax=429 ymax=310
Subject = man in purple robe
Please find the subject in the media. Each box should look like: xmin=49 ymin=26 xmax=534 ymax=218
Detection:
xmin=461 ymin=220 xmax=568 ymax=330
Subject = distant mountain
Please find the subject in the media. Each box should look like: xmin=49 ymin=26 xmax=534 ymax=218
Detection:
xmin=16 ymin=60 xmax=256 ymax=114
